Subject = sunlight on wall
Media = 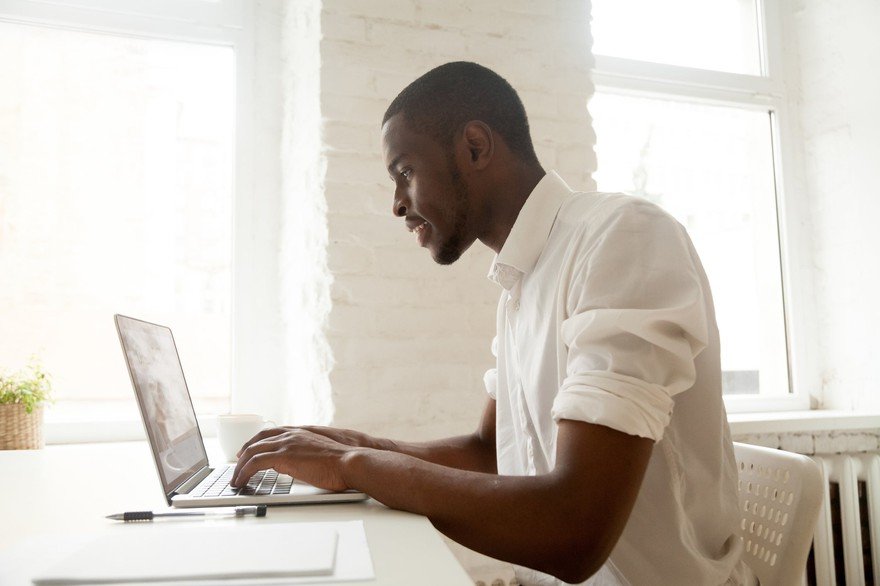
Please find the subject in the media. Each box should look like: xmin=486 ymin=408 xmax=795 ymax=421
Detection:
xmin=278 ymin=0 xmax=334 ymax=425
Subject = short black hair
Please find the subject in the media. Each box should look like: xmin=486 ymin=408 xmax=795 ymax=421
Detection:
xmin=382 ymin=62 xmax=539 ymax=165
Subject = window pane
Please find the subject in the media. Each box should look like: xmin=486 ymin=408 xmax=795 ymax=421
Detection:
xmin=591 ymin=0 xmax=762 ymax=75
xmin=590 ymin=91 xmax=789 ymax=396
xmin=0 ymin=23 xmax=234 ymax=414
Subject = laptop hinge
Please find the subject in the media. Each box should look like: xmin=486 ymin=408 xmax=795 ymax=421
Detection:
xmin=172 ymin=466 xmax=213 ymax=496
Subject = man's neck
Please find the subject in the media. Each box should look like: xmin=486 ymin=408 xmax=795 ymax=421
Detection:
xmin=480 ymin=165 xmax=546 ymax=254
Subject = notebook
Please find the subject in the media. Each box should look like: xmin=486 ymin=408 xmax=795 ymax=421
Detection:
xmin=115 ymin=314 xmax=368 ymax=508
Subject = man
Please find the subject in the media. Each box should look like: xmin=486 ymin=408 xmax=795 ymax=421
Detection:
xmin=232 ymin=62 xmax=746 ymax=585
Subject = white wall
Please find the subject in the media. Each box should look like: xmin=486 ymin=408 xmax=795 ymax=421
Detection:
xmin=790 ymin=0 xmax=880 ymax=411
xmin=318 ymin=0 xmax=595 ymax=440
xmin=277 ymin=0 xmax=336 ymax=426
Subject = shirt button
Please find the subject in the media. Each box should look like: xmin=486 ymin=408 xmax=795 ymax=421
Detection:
xmin=513 ymin=300 xmax=520 ymax=311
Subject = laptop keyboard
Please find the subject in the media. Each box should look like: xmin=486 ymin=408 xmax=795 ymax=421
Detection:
xmin=190 ymin=467 xmax=294 ymax=498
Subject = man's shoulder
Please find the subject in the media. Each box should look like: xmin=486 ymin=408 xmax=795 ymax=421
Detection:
xmin=556 ymin=191 xmax=678 ymax=237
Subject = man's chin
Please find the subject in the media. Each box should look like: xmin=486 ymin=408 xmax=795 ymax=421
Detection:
xmin=433 ymin=252 xmax=460 ymax=266
xmin=431 ymin=239 xmax=472 ymax=265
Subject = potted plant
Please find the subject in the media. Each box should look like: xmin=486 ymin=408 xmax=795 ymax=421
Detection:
xmin=0 ymin=363 xmax=52 ymax=450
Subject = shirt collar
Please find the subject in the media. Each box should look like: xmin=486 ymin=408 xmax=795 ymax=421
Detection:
xmin=487 ymin=170 xmax=572 ymax=290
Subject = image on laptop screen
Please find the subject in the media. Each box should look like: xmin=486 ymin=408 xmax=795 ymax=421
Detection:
xmin=116 ymin=315 xmax=207 ymax=493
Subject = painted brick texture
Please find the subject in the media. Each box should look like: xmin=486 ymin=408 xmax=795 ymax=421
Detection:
xmin=733 ymin=430 xmax=880 ymax=455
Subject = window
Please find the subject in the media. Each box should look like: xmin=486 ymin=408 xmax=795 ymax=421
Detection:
xmin=589 ymin=0 xmax=808 ymax=411
xmin=0 ymin=1 xmax=255 ymax=440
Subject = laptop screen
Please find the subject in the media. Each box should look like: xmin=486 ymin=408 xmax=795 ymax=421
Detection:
xmin=115 ymin=315 xmax=208 ymax=497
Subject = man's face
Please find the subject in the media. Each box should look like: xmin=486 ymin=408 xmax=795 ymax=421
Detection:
xmin=381 ymin=114 xmax=476 ymax=265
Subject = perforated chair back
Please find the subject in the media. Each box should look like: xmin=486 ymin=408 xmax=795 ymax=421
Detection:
xmin=733 ymin=442 xmax=824 ymax=586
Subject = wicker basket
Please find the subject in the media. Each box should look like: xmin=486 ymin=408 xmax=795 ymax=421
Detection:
xmin=0 ymin=403 xmax=44 ymax=450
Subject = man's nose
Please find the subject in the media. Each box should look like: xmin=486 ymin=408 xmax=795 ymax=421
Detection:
xmin=392 ymin=190 xmax=407 ymax=217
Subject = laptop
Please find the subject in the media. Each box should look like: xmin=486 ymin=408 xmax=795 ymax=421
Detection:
xmin=115 ymin=314 xmax=368 ymax=508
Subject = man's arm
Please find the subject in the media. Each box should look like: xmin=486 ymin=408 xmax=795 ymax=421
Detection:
xmin=239 ymin=399 xmax=497 ymax=474
xmin=231 ymin=418 xmax=652 ymax=584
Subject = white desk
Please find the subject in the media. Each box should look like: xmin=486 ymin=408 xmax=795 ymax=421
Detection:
xmin=0 ymin=441 xmax=473 ymax=585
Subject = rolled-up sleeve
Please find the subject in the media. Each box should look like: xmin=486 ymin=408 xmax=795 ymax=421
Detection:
xmin=550 ymin=202 xmax=709 ymax=441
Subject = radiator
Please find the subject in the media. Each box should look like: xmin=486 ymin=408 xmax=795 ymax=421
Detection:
xmin=810 ymin=452 xmax=880 ymax=586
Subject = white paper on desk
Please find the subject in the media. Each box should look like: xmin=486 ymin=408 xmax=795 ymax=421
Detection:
xmin=32 ymin=523 xmax=338 ymax=585
xmin=173 ymin=521 xmax=376 ymax=585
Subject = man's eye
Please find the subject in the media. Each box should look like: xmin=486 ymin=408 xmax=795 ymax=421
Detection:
xmin=401 ymin=168 xmax=413 ymax=180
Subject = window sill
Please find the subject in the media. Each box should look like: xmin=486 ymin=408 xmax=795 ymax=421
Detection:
xmin=728 ymin=410 xmax=880 ymax=436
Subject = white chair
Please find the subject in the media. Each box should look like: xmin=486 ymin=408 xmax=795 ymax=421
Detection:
xmin=733 ymin=442 xmax=824 ymax=586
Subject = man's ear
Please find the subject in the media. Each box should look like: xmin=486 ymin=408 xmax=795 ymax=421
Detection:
xmin=460 ymin=121 xmax=494 ymax=170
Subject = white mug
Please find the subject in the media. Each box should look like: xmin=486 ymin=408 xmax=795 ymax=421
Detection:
xmin=216 ymin=414 xmax=274 ymax=462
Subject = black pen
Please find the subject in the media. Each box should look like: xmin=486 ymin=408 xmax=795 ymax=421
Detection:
xmin=106 ymin=505 xmax=267 ymax=522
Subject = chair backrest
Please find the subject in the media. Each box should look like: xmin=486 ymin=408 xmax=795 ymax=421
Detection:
xmin=733 ymin=442 xmax=824 ymax=586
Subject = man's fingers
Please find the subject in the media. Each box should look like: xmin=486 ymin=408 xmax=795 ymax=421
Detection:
xmin=236 ymin=427 xmax=288 ymax=458
xmin=232 ymin=435 xmax=285 ymax=485
xmin=229 ymin=428 xmax=353 ymax=493
xmin=231 ymin=451 xmax=279 ymax=488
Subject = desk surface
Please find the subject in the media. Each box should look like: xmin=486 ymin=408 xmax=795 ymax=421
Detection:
xmin=0 ymin=441 xmax=473 ymax=585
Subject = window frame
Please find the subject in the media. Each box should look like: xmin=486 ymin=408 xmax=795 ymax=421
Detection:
xmin=0 ymin=0 xmax=264 ymax=441
xmin=590 ymin=0 xmax=815 ymax=413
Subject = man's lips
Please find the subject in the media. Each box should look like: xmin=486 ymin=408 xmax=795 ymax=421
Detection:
xmin=406 ymin=219 xmax=428 ymax=233
xmin=407 ymin=220 xmax=429 ymax=246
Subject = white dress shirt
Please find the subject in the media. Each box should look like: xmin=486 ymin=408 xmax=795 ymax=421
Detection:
xmin=484 ymin=171 xmax=745 ymax=586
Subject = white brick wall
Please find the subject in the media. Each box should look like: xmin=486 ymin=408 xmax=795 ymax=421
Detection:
xmin=733 ymin=429 xmax=880 ymax=456
xmin=319 ymin=0 xmax=595 ymax=442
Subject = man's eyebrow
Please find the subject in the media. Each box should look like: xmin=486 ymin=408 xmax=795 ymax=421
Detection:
xmin=387 ymin=154 xmax=406 ymax=175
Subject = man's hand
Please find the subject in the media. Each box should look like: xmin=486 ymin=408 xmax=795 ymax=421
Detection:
xmin=234 ymin=400 xmax=497 ymax=479
xmin=236 ymin=426 xmax=390 ymax=459
xmin=230 ymin=427 xmax=362 ymax=492
xmin=297 ymin=425 xmax=396 ymax=451
xmin=230 ymin=399 xmax=495 ymax=492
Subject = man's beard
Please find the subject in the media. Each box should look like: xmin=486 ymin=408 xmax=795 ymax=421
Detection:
xmin=434 ymin=162 xmax=471 ymax=265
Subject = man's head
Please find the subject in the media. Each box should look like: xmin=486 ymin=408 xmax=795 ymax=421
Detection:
xmin=381 ymin=62 xmax=540 ymax=265
xmin=382 ymin=62 xmax=539 ymax=166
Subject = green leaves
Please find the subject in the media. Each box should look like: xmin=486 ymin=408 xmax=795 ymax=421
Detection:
xmin=0 ymin=362 xmax=53 ymax=414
